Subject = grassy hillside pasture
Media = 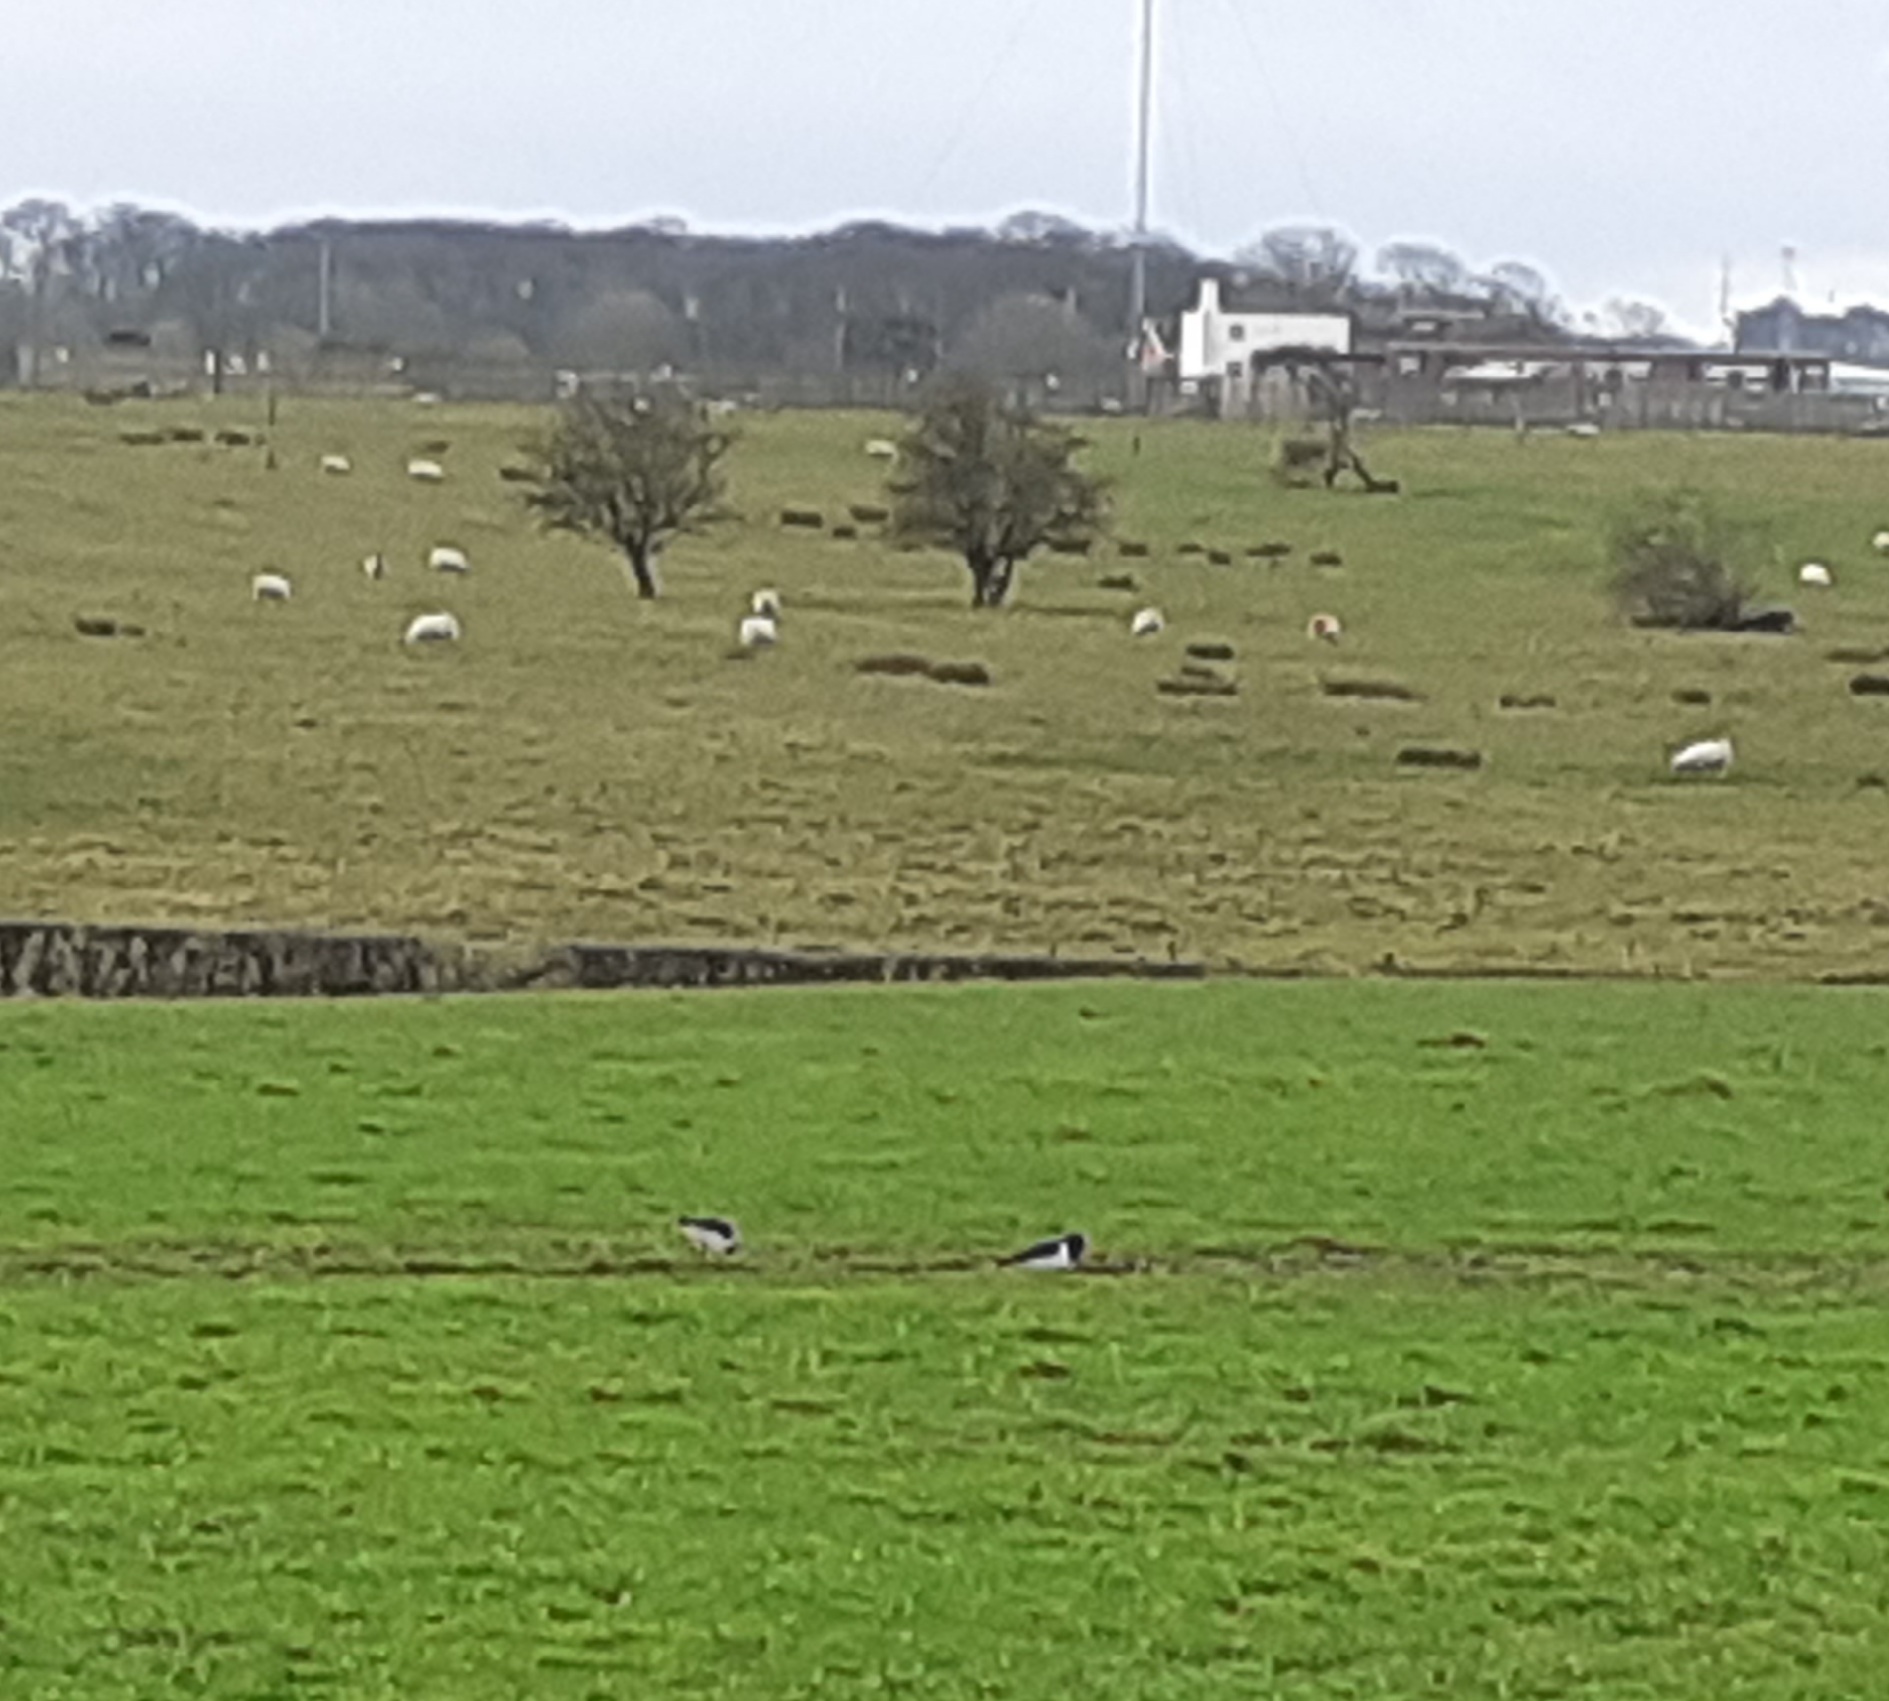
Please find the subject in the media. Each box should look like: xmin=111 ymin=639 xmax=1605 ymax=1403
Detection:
xmin=5 ymin=397 xmax=1889 ymax=976
xmin=4 ymin=979 xmax=1889 ymax=1698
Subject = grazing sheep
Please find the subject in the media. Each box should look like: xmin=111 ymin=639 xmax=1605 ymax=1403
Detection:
xmin=402 ymin=611 xmax=462 ymax=645
xmin=1874 ymin=530 xmax=1889 ymax=555
xmin=750 ymin=588 xmax=782 ymax=619
xmin=406 ymin=458 xmax=445 ymax=482
xmin=1565 ymin=421 xmax=1601 ymax=439
xmin=864 ymin=438 xmax=899 ymax=460
xmin=1130 ymin=607 xmax=1165 ymax=637
xmin=738 ymin=614 xmax=779 ymax=648
xmin=1307 ymin=612 xmax=1343 ymax=643
xmin=1670 ymin=736 xmax=1734 ymax=776
xmin=251 ymin=572 xmax=293 ymax=602
xmin=428 ymin=545 xmax=470 ymax=574
xmin=362 ymin=553 xmax=387 ymax=581
xmin=1799 ymin=561 xmax=1833 ymax=587
xmin=319 ymin=453 xmax=352 ymax=475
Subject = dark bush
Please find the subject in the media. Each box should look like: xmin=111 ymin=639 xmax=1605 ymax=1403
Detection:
xmin=1158 ymin=675 xmax=1238 ymax=697
xmin=1321 ymin=676 xmax=1421 ymax=702
xmin=1396 ymin=746 xmax=1484 ymax=770
xmin=1608 ymin=489 xmax=1760 ymax=631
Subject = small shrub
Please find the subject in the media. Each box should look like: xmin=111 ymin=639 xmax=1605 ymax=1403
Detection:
xmin=1269 ymin=435 xmax=1326 ymax=489
xmin=1608 ymin=488 xmax=1759 ymax=630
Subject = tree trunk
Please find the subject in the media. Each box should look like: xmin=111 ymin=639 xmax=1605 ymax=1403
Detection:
xmin=620 ymin=541 xmax=661 ymax=599
xmin=969 ymin=553 xmax=1014 ymax=608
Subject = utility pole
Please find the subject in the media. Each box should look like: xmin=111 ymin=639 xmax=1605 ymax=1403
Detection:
xmin=1127 ymin=0 xmax=1155 ymax=410
xmin=317 ymin=237 xmax=333 ymax=339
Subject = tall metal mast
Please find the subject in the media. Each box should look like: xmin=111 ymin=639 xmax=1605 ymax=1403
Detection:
xmin=1127 ymin=0 xmax=1155 ymax=404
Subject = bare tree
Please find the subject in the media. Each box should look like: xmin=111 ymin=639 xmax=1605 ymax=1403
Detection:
xmin=1601 ymin=297 xmax=1672 ymax=342
xmin=1376 ymin=240 xmax=1468 ymax=298
xmin=550 ymin=288 xmax=687 ymax=373
xmin=1269 ymin=360 xmax=1399 ymax=494
xmin=891 ymin=376 xmax=1105 ymax=608
xmin=519 ymin=388 xmax=733 ymax=599
xmin=1 ymin=199 xmax=82 ymax=383
xmin=1236 ymin=225 xmax=1358 ymax=303
xmin=953 ymin=293 xmax=1118 ymax=385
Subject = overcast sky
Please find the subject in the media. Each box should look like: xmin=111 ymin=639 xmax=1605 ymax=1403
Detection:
xmin=7 ymin=0 xmax=1887 ymax=336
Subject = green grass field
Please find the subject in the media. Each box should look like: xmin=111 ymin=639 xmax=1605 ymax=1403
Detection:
xmin=5 ymin=979 xmax=1889 ymax=1698
xmin=7 ymin=394 xmax=1889 ymax=977
xmin=9 ymin=397 xmax=1889 ymax=1695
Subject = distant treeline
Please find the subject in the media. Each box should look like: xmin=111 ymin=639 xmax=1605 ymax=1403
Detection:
xmin=0 ymin=200 xmax=1584 ymax=395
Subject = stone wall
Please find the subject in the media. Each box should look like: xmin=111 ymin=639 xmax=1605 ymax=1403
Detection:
xmin=0 ymin=920 xmax=1204 ymax=1000
xmin=0 ymin=921 xmax=445 ymax=999
xmin=535 ymin=943 xmax=1204 ymax=992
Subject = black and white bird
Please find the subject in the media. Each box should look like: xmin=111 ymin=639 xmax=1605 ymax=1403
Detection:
xmin=677 ymin=1215 xmax=742 ymax=1257
xmin=1000 ymin=1232 xmax=1088 ymax=1271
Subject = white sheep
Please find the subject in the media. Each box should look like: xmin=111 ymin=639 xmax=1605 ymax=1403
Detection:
xmin=1873 ymin=530 xmax=1889 ymax=555
xmin=362 ymin=553 xmax=387 ymax=581
xmin=1129 ymin=607 xmax=1165 ymax=637
xmin=864 ymin=438 xmax=899 ymax=460
xmin=1307 ymin=612 xmax=1343 ymax=643
xmin=750 ymin=588 xmax=782 ymax=618
xmin=1799 ymin=561 xmax=1833 ymax=587
xmin=1670 ymin=736 xmax=1734 ymax=776
xmin=251 ymin=572 xmax=293 ymax=602
xmin=406 ymin=458 xmax=445 ymax=482
xmin=1565 ymin=421 xmax=1601 ymax=439
xmin=320 ymin=453 xmax=352 ymax=475
xmin=428 ymin=545 xmax=470 ymax=574
xmin=403 ymin=611 xmax=462 ymax=645
xmin=738 ymin=614 xmax=779 ymax=648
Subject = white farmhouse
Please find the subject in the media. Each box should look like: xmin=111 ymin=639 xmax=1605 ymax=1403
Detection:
xmin=1177 ymin=277 xmax=1352 ymax=384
